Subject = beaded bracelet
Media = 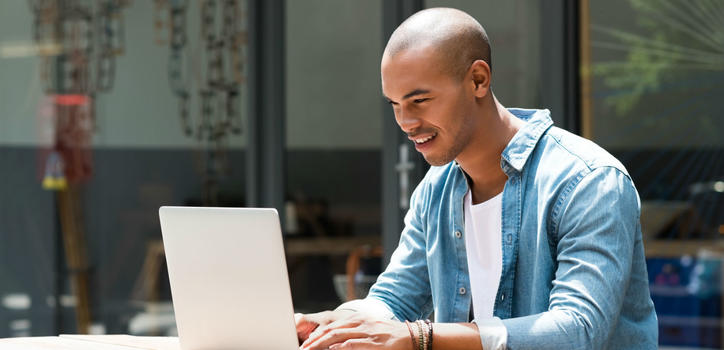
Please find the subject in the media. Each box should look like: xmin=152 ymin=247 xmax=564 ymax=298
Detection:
xmin=424 ymin=319 xmax=433 ymax=349
xmin=405 ymin=320 xmax=417 ymax=350
xmin=417 ymin=320 xmax=425 ymax=350
xmin=417 ymin=320 xmax=429 ymax=350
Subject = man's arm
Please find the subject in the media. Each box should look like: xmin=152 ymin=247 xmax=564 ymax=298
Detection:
xmin=499 ymin=167 xmax=645 ymax=349
xmin=296 ymin=178 xmax=434 ymax=342
xmin=363 ymin=177 xmax=434 ymax=321
xmin=300 ymin=318 xmax=483 ymax=350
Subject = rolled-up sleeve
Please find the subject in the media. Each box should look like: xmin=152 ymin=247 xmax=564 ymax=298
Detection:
xmin=501 ymin=167 xmax=642 ymax=350
xmin=474 ymin=317 xmax=508 ymax=350
xmin=366 ymin=178 xmax=434 ymax=322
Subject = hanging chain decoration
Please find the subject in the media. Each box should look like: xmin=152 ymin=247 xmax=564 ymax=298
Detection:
xmin=198 ymin=0 xmax=246 ymax=205
xmin=153 ymin=0 xmax=171 ymax=46
xmin=28 ymin=0 xmax=60 ymax=92
xmin=165 ymin=0 xmax=192 ymax=136
xmin=29 ymin=0 xmax=131 ymax=189
xmin=29 ymin=0 xmax=128 ymax=96
xmin=200 ymin=0 xmax=245 ymax=142
xmin=157 ymin=0 xmax=246 ymax=141
xmin=95 ymin=0 xmax=127 ymax=93
xmin=154 ymin=0 xmax=247 ymax=205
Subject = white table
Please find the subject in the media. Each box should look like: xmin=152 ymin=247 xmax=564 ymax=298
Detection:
xmin=0 ymin=335 xmax=179 ymax=350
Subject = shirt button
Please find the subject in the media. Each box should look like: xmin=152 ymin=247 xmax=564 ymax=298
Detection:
xmin=501 ymin=293 xmax=505 ymax=301
xmin=455 ymin=230 xmax=462 ymax=238
xmin=459 ymin=287 xmax=466 ymax=295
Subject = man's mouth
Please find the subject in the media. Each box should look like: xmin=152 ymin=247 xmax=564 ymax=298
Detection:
xmin=411 ymin=132 xmax=437 ymax=145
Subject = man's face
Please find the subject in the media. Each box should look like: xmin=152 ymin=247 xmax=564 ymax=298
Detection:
xmin=381 ymin=47 xmax=476 ymax=166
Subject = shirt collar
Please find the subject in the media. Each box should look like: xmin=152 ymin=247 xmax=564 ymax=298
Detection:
xmin=500 ymin=108 xmax=553 ymax=173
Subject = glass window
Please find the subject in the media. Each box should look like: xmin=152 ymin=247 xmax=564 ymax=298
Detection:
xmin=285 ymin=0 xmax=383 ymax=311
xmin=0 ymin=0 xmax=247 ymax=336
xmin=585 ymin=0 xmax=724 ymax=347
xmin=424 ymin=0 xmax=542 ymax=108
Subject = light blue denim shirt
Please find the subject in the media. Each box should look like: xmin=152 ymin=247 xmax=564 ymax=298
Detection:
xmin=363 ymin=109 xmax=658 ymax=349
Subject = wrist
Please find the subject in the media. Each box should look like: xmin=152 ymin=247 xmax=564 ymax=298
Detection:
xmin=405 ymin=319 xmax=433 ymax=350
xmin=405 ymin=320 xmax=418 ymax=350
xmin=335 ymin=298 xmax=397 ymax=320
xmin=425 ymin=322 xmax=482 ymax=350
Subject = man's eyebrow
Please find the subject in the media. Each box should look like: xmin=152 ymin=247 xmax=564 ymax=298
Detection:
xmin=383 ymin=89 xmax=431 ymax=103
xmin=403 ymin=89 xmax=430 ymax=100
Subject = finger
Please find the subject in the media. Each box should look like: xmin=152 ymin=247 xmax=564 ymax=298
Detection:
xmin=329 ymin=338 xmax=373 ymax=350
xmin=302 ymin=328 xmax=368 ymax=350
xmin=295 ymin=314 xmax=320 ymax=342
xmin=303 ymin=317 xmax=360 ymax=347
xmin=294 ymin=314 xmax=313 ymax=330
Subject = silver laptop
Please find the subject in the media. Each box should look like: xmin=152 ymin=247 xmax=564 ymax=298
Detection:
xmin=159 ymin=207 xmax=299 ymax=350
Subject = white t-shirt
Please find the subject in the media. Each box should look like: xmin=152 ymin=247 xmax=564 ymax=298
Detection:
xmin=463 ymin=190 xmax=503 ymax=321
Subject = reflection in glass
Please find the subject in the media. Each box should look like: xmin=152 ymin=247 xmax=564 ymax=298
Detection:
xmin=0 ymin=0 xmax=247 ymax=337
xmin=587 ymin=0 xmax=724 ymax=347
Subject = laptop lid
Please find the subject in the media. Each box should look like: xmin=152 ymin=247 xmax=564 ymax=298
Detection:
xmin=159 ymin=207 xmax=298 ymax=350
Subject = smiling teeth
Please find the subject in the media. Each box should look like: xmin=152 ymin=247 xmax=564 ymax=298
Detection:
xmin=415 ymin=134 xmax=436 ymax=144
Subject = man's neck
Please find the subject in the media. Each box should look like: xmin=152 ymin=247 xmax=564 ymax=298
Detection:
xmin=456 ymin=99 xmax=524 ymax=204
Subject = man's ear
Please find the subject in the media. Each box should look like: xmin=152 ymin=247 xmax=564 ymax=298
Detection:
xmin=469 ymin=60 xmax=491 ymax=98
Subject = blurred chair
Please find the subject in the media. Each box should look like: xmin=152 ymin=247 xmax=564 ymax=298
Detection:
xmin=342 ymin=245 xmax=382 ymax=301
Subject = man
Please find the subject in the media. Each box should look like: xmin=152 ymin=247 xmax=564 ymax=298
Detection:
xmin=296 ymin=7 xmax=657 ymax=350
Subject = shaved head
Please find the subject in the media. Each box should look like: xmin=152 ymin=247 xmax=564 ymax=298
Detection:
xmin=383 ymin=7 xmax=492 ymax=79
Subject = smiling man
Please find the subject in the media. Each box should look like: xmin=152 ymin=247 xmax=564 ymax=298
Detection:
xmin=295 ymin=7 xmax=657 ymax=350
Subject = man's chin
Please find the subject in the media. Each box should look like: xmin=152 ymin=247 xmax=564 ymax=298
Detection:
xmin=422 ymin=154 xmax=453 ymax=167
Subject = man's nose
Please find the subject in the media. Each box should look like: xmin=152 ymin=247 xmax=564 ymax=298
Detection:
xmin=396 ymin=109 xmax=422 ymax=133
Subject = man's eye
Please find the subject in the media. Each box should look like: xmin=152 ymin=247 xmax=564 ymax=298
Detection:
xmin=413 ymin=98 xmax=429 ymax=104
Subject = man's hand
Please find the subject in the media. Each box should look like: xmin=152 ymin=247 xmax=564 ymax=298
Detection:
xmin=295 ymin=310 xmax=356 ymax=344
xmin=299 ymin=313 xmax=412 ymax=350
